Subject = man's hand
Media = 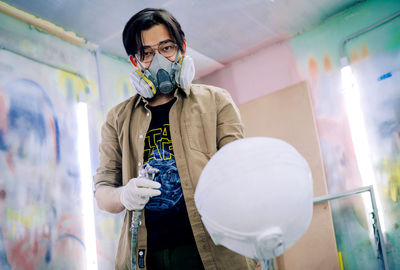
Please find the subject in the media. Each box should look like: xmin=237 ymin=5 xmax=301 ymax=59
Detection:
xmin=120 ymin=177 xmax=161 ymax=210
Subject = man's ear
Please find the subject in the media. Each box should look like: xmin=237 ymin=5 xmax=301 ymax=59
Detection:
xmin=182 ymin=41 xmax=187 ymax=55
xmin=129 ymin=55 xmax=138 ymax=68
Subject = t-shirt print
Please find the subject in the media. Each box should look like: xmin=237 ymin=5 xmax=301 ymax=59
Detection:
xmin=143 ymin=123 xmax=183 ymax=211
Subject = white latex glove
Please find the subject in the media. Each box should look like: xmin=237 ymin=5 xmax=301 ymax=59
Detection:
xmin=120 ymin=177 xmax=161 ymax=211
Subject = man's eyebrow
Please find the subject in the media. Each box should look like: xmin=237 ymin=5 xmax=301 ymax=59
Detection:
xmin=142 ymin=39 xmax=173 ymax=48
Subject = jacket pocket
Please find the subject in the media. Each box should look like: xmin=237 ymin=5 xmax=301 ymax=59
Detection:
xmin=184 ymin=112 xmax=216 ymax=154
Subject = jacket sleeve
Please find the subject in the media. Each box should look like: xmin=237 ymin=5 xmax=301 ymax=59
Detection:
xmin=215 ymin=88 xmax=245 ymax=148
xmin=93 ymin=108 xmax=123 ymax=191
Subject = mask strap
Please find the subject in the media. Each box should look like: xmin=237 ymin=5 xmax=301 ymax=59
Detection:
xmin=178 ymin=54 xmax=184 ymax=65
xmin=170 ymin=50 xmax=182 ymax=82
xmin=134 ymin=55 xmax=154 ymax=80
xmin=174 ymin=49 xmax=181 ymax=62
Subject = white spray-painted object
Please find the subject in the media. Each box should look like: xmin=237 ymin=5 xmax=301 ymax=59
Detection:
xmin=195 ymin=137 xmax=313 ymax=266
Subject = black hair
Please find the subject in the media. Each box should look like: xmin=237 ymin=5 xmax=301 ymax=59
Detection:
xmin=122 ymin=8 xmax=185 ymax=61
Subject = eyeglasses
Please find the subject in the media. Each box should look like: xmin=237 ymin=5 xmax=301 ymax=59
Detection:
xmin=136 ymin=40 xmax=178 ymax=64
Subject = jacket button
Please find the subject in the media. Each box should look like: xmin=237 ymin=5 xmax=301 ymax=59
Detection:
xmin=139 ymin=134 xmax=143 ymax=139
xmin=138 ymin=162 xmax=141 ymax=167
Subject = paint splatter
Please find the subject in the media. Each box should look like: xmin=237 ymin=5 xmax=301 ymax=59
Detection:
xmin=0 ymin=188 xmax=5 ymax=200
xmin=351 ymin=49 xmax=360 ymax=62
xmin=307 ymin=56 xmax=320 ymax=102
xmin=0 ymin=79 xmax=60 ymax=164
xmin=361 ymin=44 xmax=369 ymax=58
xmin=57 ymin=70 xmax=90 ymax=102
xmin=308 ymin=57 xmax=319 ymax=79
xmin=382 ymin=157 xmax=400 ymax=203
xmin=0 ymin=91 xmax=7 ymax=132
xmin=117 ymin=77 xmax=134 ymax=100
xmin=323 ymin=54 xmax=332 ymax=73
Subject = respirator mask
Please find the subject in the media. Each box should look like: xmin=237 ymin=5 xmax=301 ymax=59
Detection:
xmin=129 ymin=51 xmax=195 ymax=99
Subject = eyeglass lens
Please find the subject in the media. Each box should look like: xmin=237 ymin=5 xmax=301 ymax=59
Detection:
xmin=137 ymin=41 xmax=177 ymax=63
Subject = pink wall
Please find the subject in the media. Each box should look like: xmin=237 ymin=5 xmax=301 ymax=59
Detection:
xmin=195 ymin=41 xmax=301 ymax=105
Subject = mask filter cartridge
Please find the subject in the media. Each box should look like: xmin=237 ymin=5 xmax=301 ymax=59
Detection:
xmin=156 ymin=69 xmax=174 ymax=94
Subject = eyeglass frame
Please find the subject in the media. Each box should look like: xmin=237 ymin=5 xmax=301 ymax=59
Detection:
xmin=135 ymin=40 xmax=179 ymax=64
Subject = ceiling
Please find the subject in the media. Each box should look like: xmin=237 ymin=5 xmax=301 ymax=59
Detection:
xmin=3 ymin=0 xmax=363 ymax=79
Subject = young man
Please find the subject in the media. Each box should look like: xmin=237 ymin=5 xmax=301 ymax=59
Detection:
xmin=94 ymin=8 xmax=255 ymax=270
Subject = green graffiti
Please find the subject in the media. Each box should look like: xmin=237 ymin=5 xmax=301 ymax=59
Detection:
xmin=383 ymin=157 xmax=400 ymax=202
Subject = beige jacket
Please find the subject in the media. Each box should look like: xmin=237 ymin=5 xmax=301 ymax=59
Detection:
xmin=94 ymin=84 xmax=254 ymax=270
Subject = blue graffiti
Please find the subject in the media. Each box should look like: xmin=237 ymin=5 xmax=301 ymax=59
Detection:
xmin=0 ymin=79 xmax=60 ymax=162
xmin=377 ymin=72 xmax=392 ymax=81
xmin=0 ymin=225 xmax=11 ymax=270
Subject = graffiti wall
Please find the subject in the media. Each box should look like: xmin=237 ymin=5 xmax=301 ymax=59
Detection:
xmin=93 ymin=53 xmax=134 ymax=270
xmin=290 ymin=1 xmax=400 ymax=268
xmin=0 ymin=10 xmax=133 ymax=269
xmin=350 ymin=32 xmax=400 ymax=269
xmin=198 ymin=0 xmax=400 ymax=269
xmin=98 ymin=53 xmax=136 ymax=113
xmin=0 ymin=49 xmax=90 ymax=269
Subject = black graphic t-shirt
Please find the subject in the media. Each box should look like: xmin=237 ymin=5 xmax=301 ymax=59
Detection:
xmin=143 ymin=99 xmax=195 ymax=251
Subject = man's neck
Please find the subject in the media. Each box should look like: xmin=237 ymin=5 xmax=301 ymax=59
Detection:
xmin=147 ymin=92 xmax=175 ymax=107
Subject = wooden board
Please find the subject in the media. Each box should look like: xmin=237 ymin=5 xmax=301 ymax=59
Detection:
xmin=238 ymin=81 xmax=339 ymax=270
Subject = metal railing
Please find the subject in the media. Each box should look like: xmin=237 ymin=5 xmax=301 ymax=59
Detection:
xmin=314 ymin=185 xmax=389 ymax=270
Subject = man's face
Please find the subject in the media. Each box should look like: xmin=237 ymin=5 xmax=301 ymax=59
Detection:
xmin=138 ymin=24 xmax=181 ymax=69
